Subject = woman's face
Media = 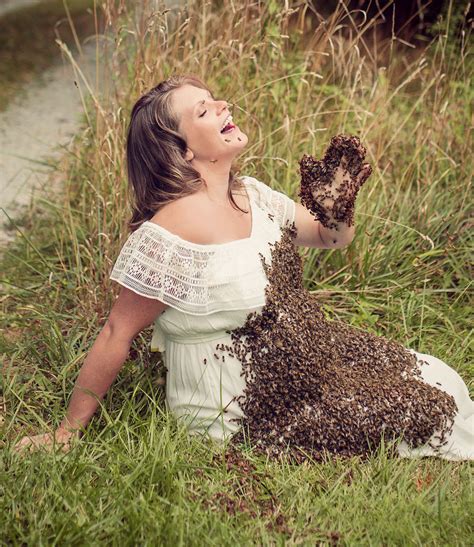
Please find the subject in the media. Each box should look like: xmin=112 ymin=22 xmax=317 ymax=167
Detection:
xmin=171 ymin=84 xmax=248 ymax=162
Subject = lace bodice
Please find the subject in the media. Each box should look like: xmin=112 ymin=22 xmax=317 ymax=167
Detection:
xmin=109 ymin=176 xmax=296 ymax=316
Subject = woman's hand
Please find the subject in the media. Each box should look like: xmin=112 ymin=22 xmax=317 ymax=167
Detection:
xmin=299 ymin=135 xmax=372 ymax=230
xmin=13 ymin=426 xmax=80 ymax=454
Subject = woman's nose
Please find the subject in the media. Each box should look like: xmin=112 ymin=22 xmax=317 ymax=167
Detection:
xmin=217 ymin=100 xmax=229 ymax=114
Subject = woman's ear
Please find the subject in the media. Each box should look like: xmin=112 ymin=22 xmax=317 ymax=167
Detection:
xmin=185 ymin=148 xmax=194 ymax=161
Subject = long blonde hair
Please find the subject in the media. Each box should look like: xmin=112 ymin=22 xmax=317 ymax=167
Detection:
xmin=126 ymin=74 xmax=246 ymax=233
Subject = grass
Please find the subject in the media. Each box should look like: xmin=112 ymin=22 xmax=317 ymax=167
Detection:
xmin=1 ymin=0 xmax=473 ymax=544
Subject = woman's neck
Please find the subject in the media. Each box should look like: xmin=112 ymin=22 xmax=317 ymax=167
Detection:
xmin=192 ymin=156 xmax=233 ymax=203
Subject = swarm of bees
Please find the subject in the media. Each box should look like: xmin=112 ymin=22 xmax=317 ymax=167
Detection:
xmin=299 ymin=135 xmax=372 ymax=230
xmin=220 ymin=223 xmax=458 ymax=463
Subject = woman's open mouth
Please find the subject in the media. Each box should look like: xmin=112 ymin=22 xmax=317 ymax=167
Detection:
xmin=220 ymin=114 xmax=236 ymax=135
xmin=221 ymin=124 xmax=236 ymax=133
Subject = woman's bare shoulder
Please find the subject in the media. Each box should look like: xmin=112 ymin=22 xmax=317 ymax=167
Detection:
xmin=149 ymin=193 xmax=213 ymax=245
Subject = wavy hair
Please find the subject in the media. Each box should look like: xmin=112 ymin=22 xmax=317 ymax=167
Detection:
xmin=126 ymin=74 xmax=246 ymax=233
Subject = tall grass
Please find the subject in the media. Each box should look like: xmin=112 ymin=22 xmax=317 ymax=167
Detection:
xmin=1 ymin=0 xmax=473 ymax=543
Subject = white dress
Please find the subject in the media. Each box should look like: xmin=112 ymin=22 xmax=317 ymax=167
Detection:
xmin=109 ymin=175 xmax=474 ymax=461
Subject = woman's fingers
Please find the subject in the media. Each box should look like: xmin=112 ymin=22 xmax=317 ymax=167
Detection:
xmin=356 ymin=163 xmax=372 ymax=187
xmin=13 ymin=432 xmax=72 ymax=454
xmin=14 ymin=435 xmax=38 ymax=453
xmin=14 ymin=433 xmax=49 ymax=452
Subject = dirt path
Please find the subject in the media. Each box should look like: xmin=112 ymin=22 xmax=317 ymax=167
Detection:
xmin=0 ymin=0 xmax=41 ymax=18
xmin=0 ymin=39 xmax=97 ymax=253
xmin=0 ymin=0 xmax=182 ymax=255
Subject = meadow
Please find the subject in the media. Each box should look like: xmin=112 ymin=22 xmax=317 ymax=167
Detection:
xmin=1 ymin=0 xmax=473 ymax=544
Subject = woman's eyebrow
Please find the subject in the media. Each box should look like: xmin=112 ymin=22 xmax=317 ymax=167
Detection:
xmin=194 ymin=99 xmax=206 ymax=112
xmin=193 ymin=91 xmax=214 ymax=112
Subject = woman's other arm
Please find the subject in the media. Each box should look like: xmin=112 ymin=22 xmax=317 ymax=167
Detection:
xmin=14 ymin=287 xmax=168 ymax=453
xmin=293 ymin=202 xmax=356 ymax=249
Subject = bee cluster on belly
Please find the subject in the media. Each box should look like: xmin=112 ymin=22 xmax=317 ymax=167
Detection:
xmin=299 ymin=135 xmax=372 ymax=230
xmin=218 ymin=222 xmax=458 ymax=463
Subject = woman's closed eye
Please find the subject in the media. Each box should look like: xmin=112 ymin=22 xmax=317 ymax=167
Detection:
xmin=198 ymin=96 xmax=220 ymax=117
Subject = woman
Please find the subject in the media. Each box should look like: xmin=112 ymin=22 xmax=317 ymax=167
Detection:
xmin=14 ymin=75 xmax=474 ymax=460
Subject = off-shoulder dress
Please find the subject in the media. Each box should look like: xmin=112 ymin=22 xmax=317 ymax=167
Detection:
xmin=109 ymin=176 xmax=474 ymax=460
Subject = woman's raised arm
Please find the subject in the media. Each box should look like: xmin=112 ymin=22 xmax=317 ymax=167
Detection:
xmin=14 ymin=287 xmax=168 ymax=453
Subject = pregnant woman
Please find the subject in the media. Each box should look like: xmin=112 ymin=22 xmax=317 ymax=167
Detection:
xmin=15 ymin=74 xmax=474 ymax=461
